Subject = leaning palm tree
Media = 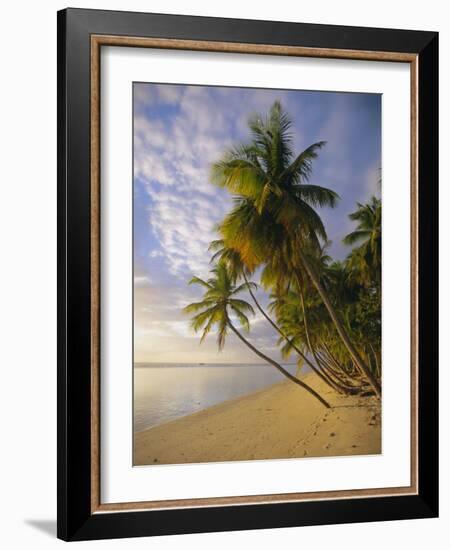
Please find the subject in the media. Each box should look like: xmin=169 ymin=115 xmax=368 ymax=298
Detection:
xmin=209 ymin=239 xmax=353 ymax=395
xmin=270 ymin=286 xmax=363 ymax=395
xmin=184 ymin=263 xmax=331 ymax=408
xmin=210 ymin=101 xmax=381 ymax=397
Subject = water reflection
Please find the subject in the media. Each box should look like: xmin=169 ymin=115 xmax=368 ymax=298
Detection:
xmin=134 ymin=363 xmax=298 ymax=432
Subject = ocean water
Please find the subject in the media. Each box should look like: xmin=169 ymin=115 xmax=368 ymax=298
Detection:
xmin=134 ymin=363 xmax=298 ymax=432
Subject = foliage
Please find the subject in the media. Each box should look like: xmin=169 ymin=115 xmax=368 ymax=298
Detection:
xmin=184 ymin=101 xmax=382 ymax=399
xmin=183 ymin=263 xmax=256 ymax=350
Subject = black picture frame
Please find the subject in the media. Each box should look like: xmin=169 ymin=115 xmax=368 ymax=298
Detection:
xmin=57 ymin=7 xmax=438 ymax=541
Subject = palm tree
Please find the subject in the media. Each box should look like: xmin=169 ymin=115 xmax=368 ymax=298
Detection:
xmin=209 ymin=239 xmax=354 ymax=394
xmin=210 ymin=101 xmax=381 ymax=397
xmin=343 ymin=196 xmax=381 ymax=286
xmin=269 ymin=286 xmax=363 ymax=395
xmin=184 ymin=263 xmax=331 ymax=408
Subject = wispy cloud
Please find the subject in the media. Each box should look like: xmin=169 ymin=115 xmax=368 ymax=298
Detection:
xmin=133 ymin=83 xmax=381 ymax=362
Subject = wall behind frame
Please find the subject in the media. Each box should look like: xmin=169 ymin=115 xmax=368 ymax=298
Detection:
xmin=0 ymin=1 xmax=446 ymax=549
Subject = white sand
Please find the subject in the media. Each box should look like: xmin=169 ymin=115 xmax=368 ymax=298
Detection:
xmin=134 ymin=373 xmax=381 ymax=466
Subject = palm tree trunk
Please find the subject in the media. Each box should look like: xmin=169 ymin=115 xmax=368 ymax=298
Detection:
xmin=366 ymin=348 xmax=374 ymax=375
xmin=296 ymin=274 xmax=359 ymax=394
xmin=297 ymin=250 xmax=382 ymax=398
xmin=227 ymin=320 xmax=331 ymax=409
xmin=314 ymin=355 xmax=351 ymax=394
xmin=242 ymin=272 xmax=340 ymax=395
xmin=369 ymin=343 xmax=381 ymax=378
xmin=296 ymin=281 xmax=349 ymax=394
xmin=320 ymin=340 xmax=347 ymax=375
xmin=297 ymin=282 xmax=320 ymax=364
xmin=317 ymin=349 xmax=345 ymax=379
xmin=317 ymin=345 xmax=364 ymax=388
xmin=315 ymin=352 xmax=361 ymax=394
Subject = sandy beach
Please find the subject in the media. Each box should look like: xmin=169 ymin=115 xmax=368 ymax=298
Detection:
xmin=134 ymin=373 xmax=381 ymax=465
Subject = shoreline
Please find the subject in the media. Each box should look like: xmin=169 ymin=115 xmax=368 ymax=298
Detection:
xmin=134 ymin=379 xmax=293 ymax=434
xmin=134 ymin=373 xmax=381 ymax=466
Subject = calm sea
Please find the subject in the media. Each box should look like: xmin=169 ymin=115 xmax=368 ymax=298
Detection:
xmin=134 ymin=363 xmax=299 ymax=432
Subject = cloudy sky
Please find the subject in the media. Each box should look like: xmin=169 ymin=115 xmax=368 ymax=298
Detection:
xmin=133 ymin=83 xmax=381 ymax=364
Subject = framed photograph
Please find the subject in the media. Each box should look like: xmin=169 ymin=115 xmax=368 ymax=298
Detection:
xmin=57 ymin=8 xmax=438 ymax=541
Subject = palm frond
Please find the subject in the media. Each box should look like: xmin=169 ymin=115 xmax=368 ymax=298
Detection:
xmin=183 ymin=299 xmax=216 ymax=314
xmin=280 ymin=141 xmax=326 ymax=185
xmin=216 ymin=317 xmax=228 ymax=350
xmin=231 ymin=281 xmax=258 ymax=295
xmin=229 ymin=298 xmax=255 ymax=316
xmin=210 ymin=158 xmax=265 ymax=198
xmin=294 ymin=184 xmax=339 ymax=208
xmin=188 ymin=276 xmax=213 ymax=289
xmin=229 ymin=304 xmax=251 ymax=332
xmin=189 ymin=305 xmax=219 ymax=332
xmin=199 ymin=309 xmax=221 ymax=343
xmin=343 ymin=230 xmax=371 ymax=246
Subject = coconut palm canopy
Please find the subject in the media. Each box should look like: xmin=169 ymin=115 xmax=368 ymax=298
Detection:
xmin=133 ymin=83 xmax=381 ymax=365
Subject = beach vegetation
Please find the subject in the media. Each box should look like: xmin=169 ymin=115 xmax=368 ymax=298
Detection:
xmin=185 ymin=101 xmax=382 ymax=406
